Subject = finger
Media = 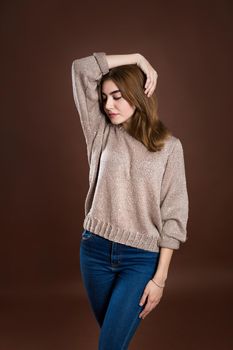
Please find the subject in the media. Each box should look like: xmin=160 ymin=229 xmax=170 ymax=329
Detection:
xmin=149 ymin=72 xmax=158 ymax=91
xmin=140 ymin=311 xmax=147 ymax=319
xmin=148 ymin=78 xmax=158 ymax=97
xmin=140 ymin=298 xmax=151 ymax=311
xmin=139 ymin=307 xmax=151 ymax=319
xmin=147 ymin=87 xmax=154 ymax=97
xmin=139 ymin=294 xmax=147 ymax=306
xmin=144 ymin=76 xmax=152 ymax=92
xmin=139 ymin=299 xmax=159 ymax=317
xmin=153 ymin=74 xmax=158 ymax=89
xmin=145 ymin=69 xmax=158 ymax=92
xmin=146 ymin=70 xmax=157 ymax=89
xmin=145 ymin=76 xmax=153 ymax=93
xmin=147 ymin=85 xmax=154 ymax=97
xmin=146 ymin=77 xmax=156 ymax=95
xmin=154 ymin=76 xmax=158 ymax=89
xmin=140 ymin=305 xmax=156 ymax=319
xmin=150 ymin=73 xmax=158 ymax=89
xmin=149 ymin=81 xmax=157 ymax=96
xmin=139 ymin=301 xmax=152 ymax=318
xmin=142 ymin=311 xmax=150 ymax=319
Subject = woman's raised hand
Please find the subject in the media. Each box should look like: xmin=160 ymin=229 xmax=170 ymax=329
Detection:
xmin=136 ymin=54 xmax=158 ymax=97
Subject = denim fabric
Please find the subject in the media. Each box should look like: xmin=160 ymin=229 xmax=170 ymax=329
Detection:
xmin=80 ymin=229 xmax=160 ymax=350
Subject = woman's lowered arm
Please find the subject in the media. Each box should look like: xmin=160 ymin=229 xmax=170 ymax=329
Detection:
xmin=152 ymin=247 xmax=174 ymax=285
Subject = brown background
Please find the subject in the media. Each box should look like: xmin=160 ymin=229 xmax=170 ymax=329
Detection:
xmin=1 ymin=0 xmax=232 ymax=349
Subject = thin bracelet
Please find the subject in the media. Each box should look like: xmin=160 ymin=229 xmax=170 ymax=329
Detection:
xmin=151 ymin=278 xmax=165 ymax=288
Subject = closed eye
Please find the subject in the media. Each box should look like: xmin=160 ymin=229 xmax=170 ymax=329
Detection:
xmin=102 ymin=97 xmax=121 ymax=101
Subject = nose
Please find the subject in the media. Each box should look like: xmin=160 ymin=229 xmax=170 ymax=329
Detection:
xmin=104 ymin=97 xmax=114 ymax=111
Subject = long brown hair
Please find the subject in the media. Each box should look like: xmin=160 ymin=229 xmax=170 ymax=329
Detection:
xmin=97 ymin=64 xmax=172 ymax=152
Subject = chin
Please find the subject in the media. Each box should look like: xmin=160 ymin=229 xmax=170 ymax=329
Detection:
xmin=110 ymin=118 xmax=121 ymax=124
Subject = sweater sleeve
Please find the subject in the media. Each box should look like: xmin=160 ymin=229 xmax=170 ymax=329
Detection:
xmin=71 ymin=52 xmax=109 ymax=162
xmin=159 ymin=138 xmax=189 ymax=250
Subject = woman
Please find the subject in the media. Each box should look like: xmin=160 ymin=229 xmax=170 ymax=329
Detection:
xmin=71 ymin=52 xmax=189 ymax=349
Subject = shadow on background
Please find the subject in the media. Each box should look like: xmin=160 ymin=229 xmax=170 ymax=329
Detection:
xmin=0 ymin=1 xmax=232 ymax=349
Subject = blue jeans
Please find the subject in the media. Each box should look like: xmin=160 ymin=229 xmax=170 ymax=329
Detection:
xmin=80 ymin=229 xmax=160 ymax=350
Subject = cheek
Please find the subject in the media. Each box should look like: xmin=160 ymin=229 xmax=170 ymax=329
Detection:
xmin=126 ymin=104 xmax=135 ymax=116
xmin=119 ymin=100 xmax=133 ymax=112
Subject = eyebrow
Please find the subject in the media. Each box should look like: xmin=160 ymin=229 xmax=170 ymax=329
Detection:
xmin=101 ymin=89 xmax=121 ymax=96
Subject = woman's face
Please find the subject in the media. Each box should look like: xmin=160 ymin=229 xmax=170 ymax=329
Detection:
xmin=101 ymin=80 xmax=136 ymax=126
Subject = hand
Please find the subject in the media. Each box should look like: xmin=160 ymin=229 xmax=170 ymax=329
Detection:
xmin=138 ymin=280 xmax=164 ymax=319
xmin=136 ymin=54 xmax=158 ymax=97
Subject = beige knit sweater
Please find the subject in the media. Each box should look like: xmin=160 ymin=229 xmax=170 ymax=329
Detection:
xmin=71 ymin=52 xmax=189 ymax=252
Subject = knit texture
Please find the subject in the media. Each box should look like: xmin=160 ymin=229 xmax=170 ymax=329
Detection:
xmin=71 ymin=52 xmax=189 ymax=252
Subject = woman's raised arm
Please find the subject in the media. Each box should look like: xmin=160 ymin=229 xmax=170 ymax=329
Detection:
xmin=106 ymin=53 xmax=158 ymax=97
xmin=105 ymin=53 xmax=139 ymax=69
xmin=71 ymin=52 xmax=109 ymax=164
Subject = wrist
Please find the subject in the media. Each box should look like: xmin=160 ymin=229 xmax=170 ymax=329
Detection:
xmin=151 ymin=278 xmax=165 ymax=288
xmin=152 ymin=273 xmax=167 ymax=285
xmin=135 ymin=53 xmax=142 ymax=66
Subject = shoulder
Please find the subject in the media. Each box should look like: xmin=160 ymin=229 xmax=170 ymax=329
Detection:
xmin=163 ymin=134 xmax=181 ymax=152
xmin=161 ymin=135 xmax=186 ymax=163
xmin=163 ymin=136 xmax=186 ymax=166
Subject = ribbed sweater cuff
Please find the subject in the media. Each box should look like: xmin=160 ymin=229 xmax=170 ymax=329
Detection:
xmin=93 ymin=52 xmax=109 ymax=75
xmin=159 ymin=236 xmax=181 ymax=250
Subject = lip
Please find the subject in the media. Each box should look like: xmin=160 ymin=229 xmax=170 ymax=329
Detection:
xmin=108 ymin=113 xmax=119 ymax=118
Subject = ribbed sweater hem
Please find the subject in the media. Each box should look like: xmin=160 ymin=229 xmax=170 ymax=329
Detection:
xmin=83 ymin=214 xmax=161 ymax=252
